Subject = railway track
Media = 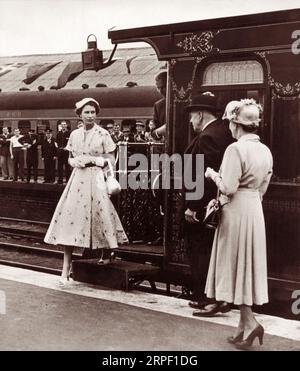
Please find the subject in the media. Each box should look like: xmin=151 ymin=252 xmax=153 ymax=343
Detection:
xmin=0 ymin=217 xmax=81 ymax=275
xmin=0 ymin=217 xmax=296 ymax=321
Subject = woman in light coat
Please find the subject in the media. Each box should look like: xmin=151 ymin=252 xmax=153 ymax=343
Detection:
xmin=45 ymin=98 xmax=128 ymax=285
xmin=205 ymin=99 xmax=273 ymax=349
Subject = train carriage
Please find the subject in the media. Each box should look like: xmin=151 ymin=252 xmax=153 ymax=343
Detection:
xmin=0 ymin=86 xmax=161 ymax=134
xmin=108 ymin=9 xmax=300 ymax=305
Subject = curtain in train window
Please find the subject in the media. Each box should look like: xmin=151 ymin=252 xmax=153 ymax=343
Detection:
xmin=271 ymin=95 xmax=300 ymax=182
xmin=202 ymin=60 xmax=264 ymax=86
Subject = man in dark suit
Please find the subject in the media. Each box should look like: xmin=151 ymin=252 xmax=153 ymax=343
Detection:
xmin=184 ymin=92 xmax=234 ymax=316
xmin=41 ymin=129 xmax=57 ymax=183
xmin=56 ymin=121 xmax=70 ymax=184
xmin=151 ymin=71 xmax=167 ymax=141
xmin=23 ymin=129 xmax=39 ymax=183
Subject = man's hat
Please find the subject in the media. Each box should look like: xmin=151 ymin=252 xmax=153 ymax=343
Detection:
xmin=136 ymin=121 xmax=145 ymax=127
xmin=45 ymin=128 xmax=52 ymax=133
xmin=75 ymin=97 xmax=100 ymax=115
xmin=185 ymin=92 xmax=218 ymax=114
xmin=106 ymin=123 xmax=114 ymax=128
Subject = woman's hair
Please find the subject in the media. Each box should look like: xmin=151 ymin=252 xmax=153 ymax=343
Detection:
xmin=76 ymin=101 xmax=99 ymax=116
xmin=237 ymin=123 xmax=258 ymax=133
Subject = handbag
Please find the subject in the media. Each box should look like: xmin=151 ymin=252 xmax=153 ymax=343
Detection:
xmin=203 ymin=189 xmax=221 ymax=229
xmin=105 ymin=160 xmax=121 ymax=196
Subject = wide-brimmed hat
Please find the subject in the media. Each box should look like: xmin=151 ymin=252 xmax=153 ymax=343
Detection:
xmin=75 ymin=97 xmax=100 ymax=115
xmin=233 ymin=99 xmax=262 ymax=127
xmin=185 ymin=92 xmax=218 ymax=114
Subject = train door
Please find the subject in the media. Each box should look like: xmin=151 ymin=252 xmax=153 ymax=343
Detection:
xmin=198 ymin=59 xmax=267 ymax=141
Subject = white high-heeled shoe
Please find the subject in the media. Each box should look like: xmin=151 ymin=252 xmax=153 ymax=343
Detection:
xmin=58 ymin=275 xmax=73 ymax=287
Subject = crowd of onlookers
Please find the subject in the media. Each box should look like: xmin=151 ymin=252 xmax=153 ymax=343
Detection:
xmin=0 ymin=119 xmax=164 ymax=184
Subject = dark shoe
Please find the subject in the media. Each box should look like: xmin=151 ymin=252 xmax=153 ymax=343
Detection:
xmin=218 ymin=301 xmax=231 ymax=313
xmin=188 ymin=301 xmax=202 ymax=309
xmin=193 ymin=302 xmax=231 ymax=317
xmin=188 ymin=300 xmax=210 ymax=309
xmin=227 ymin=332 xmax=244 ymax=344
xmin=235 ymin=325 xmax=264 ymax=350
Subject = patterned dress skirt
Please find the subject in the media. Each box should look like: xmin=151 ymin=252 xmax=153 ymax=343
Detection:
xmin=205 ymin=189 xmax=268 ymax=306
xmin=44 ymin=166 xmax=128 ymax=251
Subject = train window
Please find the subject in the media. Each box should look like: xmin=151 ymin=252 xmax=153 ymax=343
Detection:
xmin=57 ymin=119 xmax=70 ymax=131
xmin=0 ymin=121 xmax=11 ymax=133
xmin=37 ymin=120 xmax=50 ymax=134
xmin=121 ymin=119 xmax=136 ymax=133
xmin=199 ymin=60 xmax=266 ymax=142
xmin=18 ymin=120 xmax=31 ymax=134
xmin=202 ymin=60 xmax=264 ymax=86
xmin=99 ymin=119 xmax=114 ymax=129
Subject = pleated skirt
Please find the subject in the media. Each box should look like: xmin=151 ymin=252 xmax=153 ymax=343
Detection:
xmin=205 ymin=189 xmax=268 ymax=306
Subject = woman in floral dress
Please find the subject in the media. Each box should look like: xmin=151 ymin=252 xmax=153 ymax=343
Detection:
xmin=44 ymin=98 xmax=128 ymax=284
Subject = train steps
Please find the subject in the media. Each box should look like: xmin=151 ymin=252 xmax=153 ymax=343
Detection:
xmin=72 ymin=258 xmax=160 ymax=291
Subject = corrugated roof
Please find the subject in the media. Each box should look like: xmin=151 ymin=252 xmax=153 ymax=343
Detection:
xmin=0 ymin=47 xmax=165 ymax=92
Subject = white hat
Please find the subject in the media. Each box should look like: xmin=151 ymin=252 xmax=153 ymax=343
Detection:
xmin=75 ymin=97 xmax=100 ymax=115
xmin=234 ymin=99 xmax=262 ymax=127
xmin=222 ymin=100 xmax=242 ymax=121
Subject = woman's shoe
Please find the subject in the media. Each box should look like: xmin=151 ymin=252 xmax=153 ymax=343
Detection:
xmin=109 ymin=251 xmax=116 ymax=263
xmin=58 ymin=276 xmax=73 ymax=287
xmin=227 ymin=331 xmax=244 ymax=344
xmin=235 ymin=325 xmax=264 ymax=350
xmin=97 ymin=249 xmax=105 ymax=264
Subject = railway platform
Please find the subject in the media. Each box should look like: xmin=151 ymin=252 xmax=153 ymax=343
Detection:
xmin=0 ymin=265 xmax=299 ymax=351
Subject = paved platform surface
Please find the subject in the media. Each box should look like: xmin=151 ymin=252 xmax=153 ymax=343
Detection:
xmin=0 ymin=265 xmax=299 ymax=351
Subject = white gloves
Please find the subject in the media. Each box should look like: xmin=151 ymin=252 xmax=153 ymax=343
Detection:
xmin=205 ymin=167 xmax=219 ymax=181
xmin=94 ymin=157 xmax=106 ymax=167
xmin=68 ymin=157 xmax=86 ymax=168
xmin=68 ymin=155 xmax=107 ymax=168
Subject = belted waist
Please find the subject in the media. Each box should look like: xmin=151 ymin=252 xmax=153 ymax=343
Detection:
xmin=84 ymin=162 xmax=97 ymax=167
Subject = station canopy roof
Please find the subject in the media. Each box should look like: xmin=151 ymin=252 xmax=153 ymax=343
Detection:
xmin=0 ymin=47 xmax=166 ymax=92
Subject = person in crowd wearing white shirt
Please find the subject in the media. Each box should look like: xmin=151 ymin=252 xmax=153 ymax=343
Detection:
xmin=10 ymin=128 xmax=26 ymax=181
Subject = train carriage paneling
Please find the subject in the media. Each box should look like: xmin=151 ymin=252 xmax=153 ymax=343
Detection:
xmin=108 ymin=9 xmax=300 ymax=304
